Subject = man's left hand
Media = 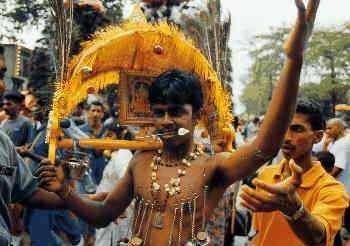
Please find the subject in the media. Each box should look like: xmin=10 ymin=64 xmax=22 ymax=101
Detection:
xmin=240 ymin=159 xmax=303 ymax=217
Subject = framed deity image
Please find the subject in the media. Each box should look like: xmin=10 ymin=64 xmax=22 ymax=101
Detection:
xmin=118 ymin=72 xmax=157 ymax=126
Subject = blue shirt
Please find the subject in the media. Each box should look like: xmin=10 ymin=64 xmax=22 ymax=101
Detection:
xmin=1 ymin=115 xmax=34 ymax=146
xmin=79 ymin=123 xmax=107 ymax=185
xmin=0 ymin=130 xmax=37 ymax=245
xmin=26 ymin=124 xmax=82 ymax=246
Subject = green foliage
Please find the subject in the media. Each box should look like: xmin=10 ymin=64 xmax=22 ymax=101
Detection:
xmin=241 ymin=23 xmax=350 ymax=115
xmin=306 ymin=24 xmax=350 ymax=81
xmin=0 ymin=0 xmax=124 ymax=104
xmin=141 ymin=0 xmax=233 ymax=92
xmin=240 ymin=26 xmax=290 ymax=115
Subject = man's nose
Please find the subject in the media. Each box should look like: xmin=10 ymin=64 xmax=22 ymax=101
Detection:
xmin=161 ymin=112 xmax=173 ymax=125
xmin=284 ymin=130 xmax=292 ymax=141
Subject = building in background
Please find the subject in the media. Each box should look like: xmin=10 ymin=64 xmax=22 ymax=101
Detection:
xmin=0 ymin=44 xmax=32 ymax=90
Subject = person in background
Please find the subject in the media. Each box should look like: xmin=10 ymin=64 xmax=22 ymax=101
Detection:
xmin=233 ymin=116 xmax=245 ymax=149
xmin=240 ymin=98 xmax=348 ymax=246
xmin=71 ymin=102 xmax=86 ymax=126
xmin=79 ymin=100 xmax=108 ymax=185
xmin=95 ymin=125 xmax=134 ymax=246
xmin=0 ymin=91 xmax=35 ymax=244
xmin=314 ymin=151 xmax=335 ymax=174
xmin=323 ymin=118 xmax=350 ymax=245
xmin=0 ymin=47 xmax=6 ymax=123
xmin=77 ymin=101 xmax=108 ymax=246
xmin=246 ymin=117 xmax=259 ymax=143
xmin=25 ymin=96 xmax=82 ymax=246
xmin=1 ymin=91 xmax=34 ymax=151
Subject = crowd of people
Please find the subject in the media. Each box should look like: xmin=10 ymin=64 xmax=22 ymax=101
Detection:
xmin=0 ymin=0 xmax=349 ymax=246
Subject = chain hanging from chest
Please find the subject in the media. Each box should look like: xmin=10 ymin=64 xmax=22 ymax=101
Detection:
xmin=150 ymin=145 xmax=203 ymax=229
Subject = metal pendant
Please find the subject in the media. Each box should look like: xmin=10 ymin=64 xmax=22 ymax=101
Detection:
xmin=129 ymin=236 xmax=143 ymax=246
xmin=196 ymin=231 xmax=210 ymax=246
xmin=153 ymin=211 xmax=164 ymax=229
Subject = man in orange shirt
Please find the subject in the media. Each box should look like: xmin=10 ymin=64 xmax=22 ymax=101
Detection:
xmin=240 ymin=98 xmax=348 ymax=246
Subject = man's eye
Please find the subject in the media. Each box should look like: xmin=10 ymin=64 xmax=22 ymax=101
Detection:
xmin=290 ymin=126 xmax=303 ymax=132
xmin=169 ymin=109 xmax=182 ymax=117
xmin=153 ymin=110 xmax=164 ymax=117
xmin=169 ymin=111 xmax=179 ymax=117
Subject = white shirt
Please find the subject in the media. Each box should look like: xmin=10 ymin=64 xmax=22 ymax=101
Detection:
xmin=246 ymin=122 xmax=258 ymax=142
xmin=95 ymin=149 xmax=134 ymax=246
xmin=328 ymin=133 xmax=350 ymax=195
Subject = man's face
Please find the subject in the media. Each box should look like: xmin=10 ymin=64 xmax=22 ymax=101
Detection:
xmin=325 ymin=122 xmax=342 ymax=139
xmin=3 ymin=99 xmax=21 ymax=117
xmin=152 ymin=103 xmax=195 ymax=145
xmin=105 ymin=130 xmax=117 ymax=140
xmin=281 ymin=113 xmax=323 ymax=161
xmin=87 ymin=105 xmax=104 ymax=124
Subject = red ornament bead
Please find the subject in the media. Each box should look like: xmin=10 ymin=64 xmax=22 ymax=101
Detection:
xmin=87 ymin=86 xmax=96 ymax=94
xmin=154 ymin=44 xmax=164 ymax=55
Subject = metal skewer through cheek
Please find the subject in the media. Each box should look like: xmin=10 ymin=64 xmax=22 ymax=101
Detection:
xmin=136 ymin=128 xmax=190 ymax=140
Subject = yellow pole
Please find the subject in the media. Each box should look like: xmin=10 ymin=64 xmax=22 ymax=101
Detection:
xmin=57 ymin=138 xmax=163 ymax=150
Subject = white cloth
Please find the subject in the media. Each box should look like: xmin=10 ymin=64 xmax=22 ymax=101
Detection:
xmin=94 ymin=149 xmax=133 ymax=246
xmin=193 ymin=126 xmax=210 ymax=146
xmin=246 ymin=122 xmax=258 ymax=142
xmin=328 ymin=133 xmax=350 ymax=195
xmin=235 ymin=131 xmax=245 ymax=148
xmin=312 ymin=135 xmax=325 ymax=153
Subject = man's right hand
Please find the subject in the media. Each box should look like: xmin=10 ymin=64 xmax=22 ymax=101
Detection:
xmin=35 ymin=159 xmax=65 ymax=193
xmin=323 ymin=134 xmax=333 ymax=150
xmin=285 ymin=0 xmax=320 ymax=59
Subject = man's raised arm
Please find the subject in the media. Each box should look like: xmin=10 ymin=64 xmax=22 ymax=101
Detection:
xmin=217 ymin=0 xmax=320 ymax=186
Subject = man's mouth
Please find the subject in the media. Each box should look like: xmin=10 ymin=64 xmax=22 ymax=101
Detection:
xmin=281 ymin=144 xmax=295 ymax=152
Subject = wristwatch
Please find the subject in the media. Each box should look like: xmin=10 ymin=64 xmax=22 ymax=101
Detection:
xmin=283 ymin=200 xmax=305 ymax=221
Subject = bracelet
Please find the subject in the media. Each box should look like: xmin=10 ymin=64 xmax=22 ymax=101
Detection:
xmin=283 ymin=200 xmax=305 ymax=221
xmin=58 ymin=184 xmax=73 ymax=200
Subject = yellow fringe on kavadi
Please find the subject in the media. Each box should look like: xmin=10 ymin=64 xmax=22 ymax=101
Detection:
xmin=48 ymin=5 xmax=233 ymax=144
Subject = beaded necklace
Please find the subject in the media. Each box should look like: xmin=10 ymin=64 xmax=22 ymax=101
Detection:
xmin=150 ymin=145 xmax=204 ymax=201
xmin=149 ymin=145 xmax=203 ymax=230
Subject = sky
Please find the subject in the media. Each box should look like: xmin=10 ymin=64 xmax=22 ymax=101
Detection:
xmin=8 ymin=0 xmax=350 ymax=114
xmin=220 ymin=0 xmax=350 ymax=113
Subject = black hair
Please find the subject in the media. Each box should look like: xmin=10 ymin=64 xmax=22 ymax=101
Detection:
xmin=233 ymin=116 xmax=239 ymax=130
xmin=77 ymin=102 xmax=85 ymax=109
xmin=107 ymin=125 xmax=133 ymax=140
xmin=87 ymin=101 xmax=105 ymax=111
xmin=3 ymin=91 xmax=25 ymax=104
xmin=295 ymin=97 xmax=325 ymax=130
xmin=149 ymin=69 xmax=203 ymax=115
xmin=315 ymin=151 xmax=335 ymax=173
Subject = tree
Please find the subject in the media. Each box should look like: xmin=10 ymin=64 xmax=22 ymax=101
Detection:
xmin=141 ymin=0 xmax=234 ymax=103
xmin=240 ymin=23 xmax=350 ymax=115
xmin=0 ymin=0 xmax=124 ymax=102
xmin=240 ymin=26 xmax=289 ymax=115
xmin=305 ymin=23 xmax=350 ymax=114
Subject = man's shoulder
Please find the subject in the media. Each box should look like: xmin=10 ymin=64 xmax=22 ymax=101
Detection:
xmin=0 ymin=130 xmax=14 ymax=148
xmin=130 ymin=150 xmax=154 ymax=166
xmin=334 ymin=133 xmax=350 ymax=148
xmin=319 ymin=170 xmax=345 ymax=187
xmin=315 ymin=170 xmax=348 ymax=198
xmin=13 ymin=115 xmax=32 ymax=126
xmin=0 ymin=130 xmax=16 ymax=161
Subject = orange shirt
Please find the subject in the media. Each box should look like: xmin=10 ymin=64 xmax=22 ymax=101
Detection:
xmin=252 ymin=160 xmax=348 ymax=246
